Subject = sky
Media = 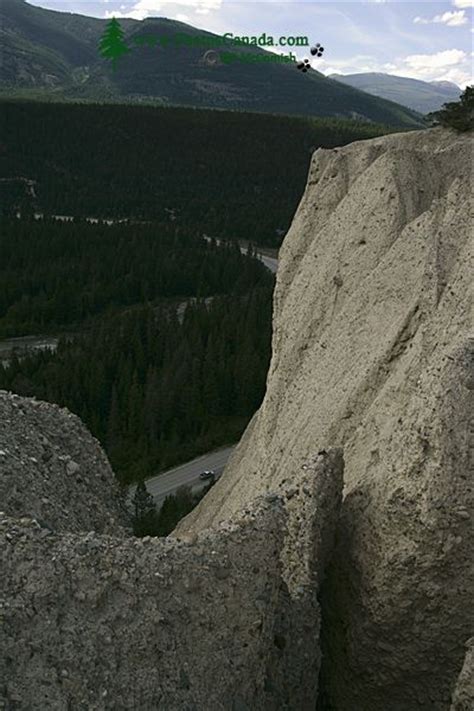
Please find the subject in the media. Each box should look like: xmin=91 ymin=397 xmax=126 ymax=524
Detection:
xmin=30 ymin=0 xmax=473 ymax=87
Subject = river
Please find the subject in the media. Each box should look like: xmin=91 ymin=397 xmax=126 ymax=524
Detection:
xmin=0 ymin=335 xmax=60 ymax=366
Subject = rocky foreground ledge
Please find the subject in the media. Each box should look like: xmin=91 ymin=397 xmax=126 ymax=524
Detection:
xmin=0 ymin=390 xmax=343 ymax=709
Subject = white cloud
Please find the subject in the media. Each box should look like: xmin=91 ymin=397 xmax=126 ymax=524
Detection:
xmin=405 ymin=49 xmax=467 ymax=70
xmin=392 ymin=49 xmax=471 ymax=88
xmin=105 ymin=9 xmax=144 ymax=19
xmin=453 ymin=0 xmax=474 ymax=8
xmin=414 ymin=10 xmax=468 ymax=26
xmin=317 ymin=54 xmax=385 ymax=76
xmin=105 ymin=0 xmax=221 ymax=20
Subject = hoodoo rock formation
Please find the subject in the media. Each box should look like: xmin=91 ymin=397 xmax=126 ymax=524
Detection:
xmin=1 ymin=126 xmax=472 ymax=710
xmin=178 ymin=127 xmax=473 ymax=709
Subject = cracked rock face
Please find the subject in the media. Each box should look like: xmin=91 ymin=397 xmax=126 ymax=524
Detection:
xmin=1 ymin=390 xmax=343 ymax=709
xmin=178 ymin=128 xmax=473 ymax=709
xmin=1 ymin=502 xmax=286 ymax=710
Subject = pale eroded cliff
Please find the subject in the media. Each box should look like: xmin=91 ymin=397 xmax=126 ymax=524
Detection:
xmin=178 ymin=127 xmax=474 ymax=710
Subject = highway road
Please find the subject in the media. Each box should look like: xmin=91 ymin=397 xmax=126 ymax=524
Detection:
xmin=256 ymin=251 xmax=278 ymax=273
xmin=203 ymin=235 xmax=279 ymax=275
xmin=137 ymin=445 xmax=236 ymax=506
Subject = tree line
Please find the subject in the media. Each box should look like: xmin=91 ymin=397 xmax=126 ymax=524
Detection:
xmin=132 ymin=480 xmax=215 ymax=537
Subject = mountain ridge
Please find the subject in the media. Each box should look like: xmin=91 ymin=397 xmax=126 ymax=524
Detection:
xmin=0 ymin=0 xmax=424 ymax=127
xmin=329 ymin=71 xmax=462 ymax=114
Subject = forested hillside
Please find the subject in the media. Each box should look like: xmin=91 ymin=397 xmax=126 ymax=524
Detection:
xmin=1 ymin=101 xmax=400 ymax=246
xmin=0 ymin=216 xmax=274 ymax=481
xmin=0 ymin=217 xmax=272 ymax=337
xmin=0 ymin=292 xmax=273 ymax=483
xmin=0 ymin=0 xmax=424 ymax=127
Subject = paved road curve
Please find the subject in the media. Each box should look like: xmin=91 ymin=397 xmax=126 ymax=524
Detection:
xmin=142 ymin=445 xmax=236 ymax=506
xmin=256 ymin=252 xmax=278 ymax=273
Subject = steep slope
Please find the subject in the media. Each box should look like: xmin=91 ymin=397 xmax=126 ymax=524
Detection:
xmin=329 ymin=72 xmax=462 ymax=115
xmin=177 ymin=127 xmax=473 ymax=709
xmin=0 ymin=390 xmax=343 ymax=708
xmin=0 ymin=0 xmax=424 ymax=127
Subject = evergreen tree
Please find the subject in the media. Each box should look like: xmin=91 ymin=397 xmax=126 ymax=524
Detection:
xmin=106 ymin=385 xmax=122 ymax=451
xmin=99 ymin=18 xmax=130 ymax=70
xmin=155 ymin=482 xmax=215 ymax=536
xmin=0 ymin=237 xmax=274 ymax=485
xmin=428 ymin=86 xmax=473 ymax=133
xmin=132 ymin=479 xmax=158 ymax=536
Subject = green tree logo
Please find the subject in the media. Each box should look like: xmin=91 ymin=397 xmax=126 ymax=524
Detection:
xmin=99 ymin=17 xmax=130 ymax=70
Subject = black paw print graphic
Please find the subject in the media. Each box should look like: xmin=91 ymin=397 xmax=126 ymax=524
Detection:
xmin=297 ymin=59 xmax=311 ymax=73
xmin=310 ymin=43 xmax=324 ymax=58
xmin=297 ymin=42 xmax=325 ymax=74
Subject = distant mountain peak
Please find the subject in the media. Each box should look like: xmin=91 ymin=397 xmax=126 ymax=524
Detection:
xmin=328 ymin=72 xmax=462 ymax=115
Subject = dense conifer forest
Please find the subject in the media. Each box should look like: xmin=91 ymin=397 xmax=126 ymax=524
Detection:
xmin=1 ymin=100 xmax=397 ymax=246
xmin=0 ymin=217 xmax=274 ymax=482
xmin=0 ymin=294 xmax=272 ymax=483
xmin=0 ymin=217 xmax=272 ymax=337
